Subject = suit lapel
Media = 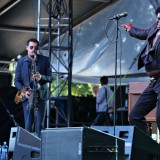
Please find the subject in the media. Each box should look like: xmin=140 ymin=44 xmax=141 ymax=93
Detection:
xmin=23 ymin=56 xmax=31 ymax=88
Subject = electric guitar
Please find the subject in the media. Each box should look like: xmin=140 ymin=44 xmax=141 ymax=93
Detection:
xmin=14 ymin=87 xmax=27 ymax=104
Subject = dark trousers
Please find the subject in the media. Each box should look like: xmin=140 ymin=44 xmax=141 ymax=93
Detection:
xmin=129 ymin=78 xmax=160 ymax=135
xmin=22 ymin=99 xmax=47 ymax=138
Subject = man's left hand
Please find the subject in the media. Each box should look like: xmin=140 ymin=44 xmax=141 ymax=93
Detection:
xmin=33 ymin=72 xmax=41 ymax=81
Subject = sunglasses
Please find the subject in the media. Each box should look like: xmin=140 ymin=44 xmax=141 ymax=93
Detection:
xmin=29 ymin=46 xmax=39 ymax=50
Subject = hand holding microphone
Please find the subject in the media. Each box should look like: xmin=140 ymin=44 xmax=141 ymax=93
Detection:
xmin=33 ymin=72 xmax=41 ymax=81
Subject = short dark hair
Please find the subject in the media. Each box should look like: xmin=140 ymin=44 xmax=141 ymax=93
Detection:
xmin=156 ymin=6 xmax=160 ymax=15
xmin=26 ymin=38 xmax=39 ymax=46
xmin=100 ymin=76 xmax=108 ymax=85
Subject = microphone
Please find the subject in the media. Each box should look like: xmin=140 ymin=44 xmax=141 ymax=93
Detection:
xmin=109 ymin=12 xmax=128 ymax=20
xmin=32 ymin=52 xmax=37 ymax=60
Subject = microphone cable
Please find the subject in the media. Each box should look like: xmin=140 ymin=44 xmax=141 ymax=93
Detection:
xmin=0 ymin=97 xmax=19 ymax=127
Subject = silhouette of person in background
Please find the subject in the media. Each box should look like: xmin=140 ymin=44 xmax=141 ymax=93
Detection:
xmin=95 ymin=76 xmax=114 ymax=125
xmin=92 ymin=85 xmax=99 ymax=97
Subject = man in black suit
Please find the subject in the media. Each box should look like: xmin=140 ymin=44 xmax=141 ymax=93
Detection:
xmin=14 ymin=38 xmax=53 ymax=138
xmin=121 ymin=6 xmax=160 ymax=135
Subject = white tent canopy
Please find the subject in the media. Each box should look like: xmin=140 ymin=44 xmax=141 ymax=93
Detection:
xmin=50 ymin=0 xmax=157 ymax=84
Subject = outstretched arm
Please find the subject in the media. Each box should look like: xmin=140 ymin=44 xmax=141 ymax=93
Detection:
xmin=121 ymin=23 xmax=150 ymax=40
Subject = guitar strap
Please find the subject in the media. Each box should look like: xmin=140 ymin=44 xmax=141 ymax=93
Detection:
xmin=104 ymin=87 xmax=108 ymax=108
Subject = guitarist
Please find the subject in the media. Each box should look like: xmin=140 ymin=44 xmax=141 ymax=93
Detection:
xmin=14 ymin=38 xmax=53 ymax=138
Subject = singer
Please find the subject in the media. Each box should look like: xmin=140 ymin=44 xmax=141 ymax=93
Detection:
xmin=14 ymin=38 xmax=53 ymax=138
xmin=121 ymin=6 xmax=160 ymax=135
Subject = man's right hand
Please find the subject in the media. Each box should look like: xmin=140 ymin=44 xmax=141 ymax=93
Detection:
xmin=25 ymin=90 xmax=30 ymax=99
xmin=121 ymin=23 xmax=132 ymax=32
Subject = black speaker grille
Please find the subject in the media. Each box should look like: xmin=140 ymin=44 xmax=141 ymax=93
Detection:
xmin=41 ymin=127 xmax=125 ymax=160
xmin=13 ymin=127 xmax=41 ymax=160
xmin=17 ymin=127 xmax=41 ymax=149
xmin=42 ymin=128 xmax=83 ymax=160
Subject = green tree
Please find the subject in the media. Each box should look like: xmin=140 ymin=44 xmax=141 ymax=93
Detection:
xmin=51 ymin=80 xmax=98 ymax=97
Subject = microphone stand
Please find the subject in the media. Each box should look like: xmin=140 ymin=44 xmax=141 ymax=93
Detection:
xmin=28 ymin=55 xmax=39 ymax=137
xmin=113 ymin=17 xmax=120 ymax=160
xmin=113 ymin=18 xmax=118 ymax=134
xmin=0 ymin=98 xmax=19 ymax=127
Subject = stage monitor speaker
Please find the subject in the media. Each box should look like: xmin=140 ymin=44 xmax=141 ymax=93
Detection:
xmin=41 ymin=127 xmax=125 ymax=160
xmin=12 ymin=127 xmax=41 ymax=160
xmin=91 ymin=126 xmax=160 ymax=160
xmin=9 ymin=127 xmax=17 ymax=153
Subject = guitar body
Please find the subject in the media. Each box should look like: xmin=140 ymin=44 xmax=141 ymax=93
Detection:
xmin=14 ymin=87 xmax=26 ymax=104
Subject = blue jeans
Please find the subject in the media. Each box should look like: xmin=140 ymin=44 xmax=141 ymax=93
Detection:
xmin=129 ymin=78 xmax=160 ymax=135
xmin=22 ymin=99 xmax=47 ymax=138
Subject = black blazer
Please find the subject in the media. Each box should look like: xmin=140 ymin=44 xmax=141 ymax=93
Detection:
xmin=129 ymin=23 xmax=158 ymax=70
xmin=14 ymin=54 xmax=53 ymax=101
